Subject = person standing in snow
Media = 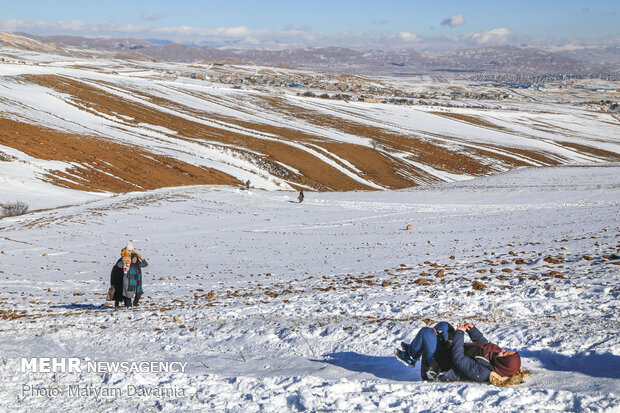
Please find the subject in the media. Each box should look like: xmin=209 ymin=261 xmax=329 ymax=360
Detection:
xmin=110 ymin=243 xmax=148 ymax=308
xmin=395 ymin=321 xmax=455 ymax=380
xmin=117 ymin=252 xmax=148 ymax=307
xmin=298 ymin=190 xmax=304 ymax=203
xmin=110 ymin=254 xmax=127 ymax=308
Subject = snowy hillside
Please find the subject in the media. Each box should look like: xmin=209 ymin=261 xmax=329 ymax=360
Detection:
xmin=1 ymin=37 xmax=619 ymax=209
xmin=0 ymin=164 xmax=618 ymax=412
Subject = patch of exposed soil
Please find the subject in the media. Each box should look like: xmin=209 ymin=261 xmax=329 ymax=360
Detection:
xmin=27 ymin=76 xmax=388 ymax=190
xmin=557 ymin=141 xmax=620 ymax=162
xmin=313 ymin=141 xmax=435 ymax=187
xmin=23 ymin=75 xmax=387 ymax=191
xmin=0 ymin=118 xmax=240 ymax=192
xmin=430 ymin=112 xmax=506 ymax=131
xmin=251 ymin=95 xmax=498 ymax=177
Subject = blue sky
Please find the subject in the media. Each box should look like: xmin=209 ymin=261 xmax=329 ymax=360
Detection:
xmin=1 ymin=0 xmax=618 ymax=48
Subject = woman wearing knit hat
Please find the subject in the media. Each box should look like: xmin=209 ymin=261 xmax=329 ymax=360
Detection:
xmin=126 ymin=252 xmax=148 ymax=306
xmin=448 ymin=323 xmax=528 ymax=386
xmin=110 ymin=243 xmax=148 ymax=308
xmin=115 ymin=252 xmax=148 ymax=307
xmin=120 ymin=241 xmax=134 ymax=258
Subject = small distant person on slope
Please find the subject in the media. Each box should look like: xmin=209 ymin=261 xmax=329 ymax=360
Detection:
xmin=110 ymin=242 xmax=148 ymax=308
xmin=298 ymin=190 xmax=304 ymax=203
xmin=245 ymin=180 xmax=251 ymax=190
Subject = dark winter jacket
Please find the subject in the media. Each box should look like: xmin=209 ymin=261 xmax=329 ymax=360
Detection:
xmin=450 ymin=327 xmax=494 ymax=382
xmin=432 ymin=322 xmax=456 ymax=373
xmin=110 ymin=262 xmax=124 ymax=302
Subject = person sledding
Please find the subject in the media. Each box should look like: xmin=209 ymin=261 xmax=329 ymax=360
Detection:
xmin=298 ymin=190 xmax=304 ymax=203
xmin=109 ymin=242 xmax=148 ymax=308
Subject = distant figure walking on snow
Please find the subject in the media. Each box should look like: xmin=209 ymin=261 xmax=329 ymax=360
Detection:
xmin=298 ymin=190 xmax=304 ymax=203
xmin=110 ymin=242 xmax=148 ymax=308
xmin=245 ymin=180 xmax=251 ymax=190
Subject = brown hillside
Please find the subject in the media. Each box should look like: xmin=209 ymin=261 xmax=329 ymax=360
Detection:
xmin=1 ymin=73 xmax=616 ymax=194
xmin=0 ymin=118 xmax=240 ymax=192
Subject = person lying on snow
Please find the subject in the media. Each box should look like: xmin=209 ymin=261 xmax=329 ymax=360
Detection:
xmin=397 ymin=322 xmax=528 ymax=386
xmin=450 ymin=323 xmax=528 ymax=386
xmin=110 ymin=242 xmax=148 ymax=308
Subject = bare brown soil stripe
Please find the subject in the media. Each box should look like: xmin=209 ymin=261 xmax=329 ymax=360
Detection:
xmin=0 ymin=118 xmax=240 ymax=192
xmin=430 ymin=111 xmax=507 ymax=131
xmin=16 ymin=75 xmax=383 ymax=191
xmin=556 ymin=141 xmax=620 ymax=161
xmin=250 ymin=95 xmax=497 ymax=177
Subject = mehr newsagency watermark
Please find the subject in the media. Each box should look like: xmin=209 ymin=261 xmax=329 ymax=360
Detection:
xmin=21 ymin=357 xmax=187 ymax=374
xmin=19 ymin=357 xmax=189 ymax=398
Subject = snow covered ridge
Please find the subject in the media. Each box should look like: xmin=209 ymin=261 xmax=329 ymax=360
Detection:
xmin=0 ymin=165 xmax=618 ymax=412
xmin=0 ymin=46 xmax=619 ymax=205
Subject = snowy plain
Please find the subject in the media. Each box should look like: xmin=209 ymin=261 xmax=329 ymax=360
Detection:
xmin=0 ymin=164 xmax=618 ymax=412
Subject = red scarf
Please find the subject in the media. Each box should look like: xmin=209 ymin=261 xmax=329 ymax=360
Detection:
xmin=464 ymin=342 xmax=521 ymax=377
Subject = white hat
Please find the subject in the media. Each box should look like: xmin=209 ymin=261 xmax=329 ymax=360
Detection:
xmin=126 ymin=241 xmax=134 ymax=251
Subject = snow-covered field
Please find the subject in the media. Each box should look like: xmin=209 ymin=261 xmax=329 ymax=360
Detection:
xmin=0 ymin=164 xmax=618 ymax=412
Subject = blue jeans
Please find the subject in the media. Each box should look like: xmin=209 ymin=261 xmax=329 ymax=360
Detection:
xmin=408 ymin=327 xmax=439 ymax=363
xmin=407 ymin=322 xmax=452 ymax=380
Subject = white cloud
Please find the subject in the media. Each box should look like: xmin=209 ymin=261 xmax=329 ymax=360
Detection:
xmin=212 ymin=26 xmax=252 ymax=37
xmin=464 ymin=27 xmax=515 ymax=44
xmin=0 ymin=19 xmax=149 ymax=34
xmin=441 ymin=13 xmax=466 ymax=28
xmin=0 ymin=19 xmax=615 ymax=51
xmin=398 ymin=31 xmax=422 ymax=42
xmin=0 ymin=19 xmax=418 ymax=49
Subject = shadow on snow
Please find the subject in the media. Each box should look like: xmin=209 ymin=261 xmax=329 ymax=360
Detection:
xmin=51 ymin=303 xmax=110 ymax=310
xmin=314 ymin=352 xmax=420 ymax=382
xmin=521 ymin=349 xmax=620 ymax=379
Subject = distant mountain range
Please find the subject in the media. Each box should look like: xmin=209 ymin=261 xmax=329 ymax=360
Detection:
xmin=7 ymin=32 xmax=619 ymax=76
